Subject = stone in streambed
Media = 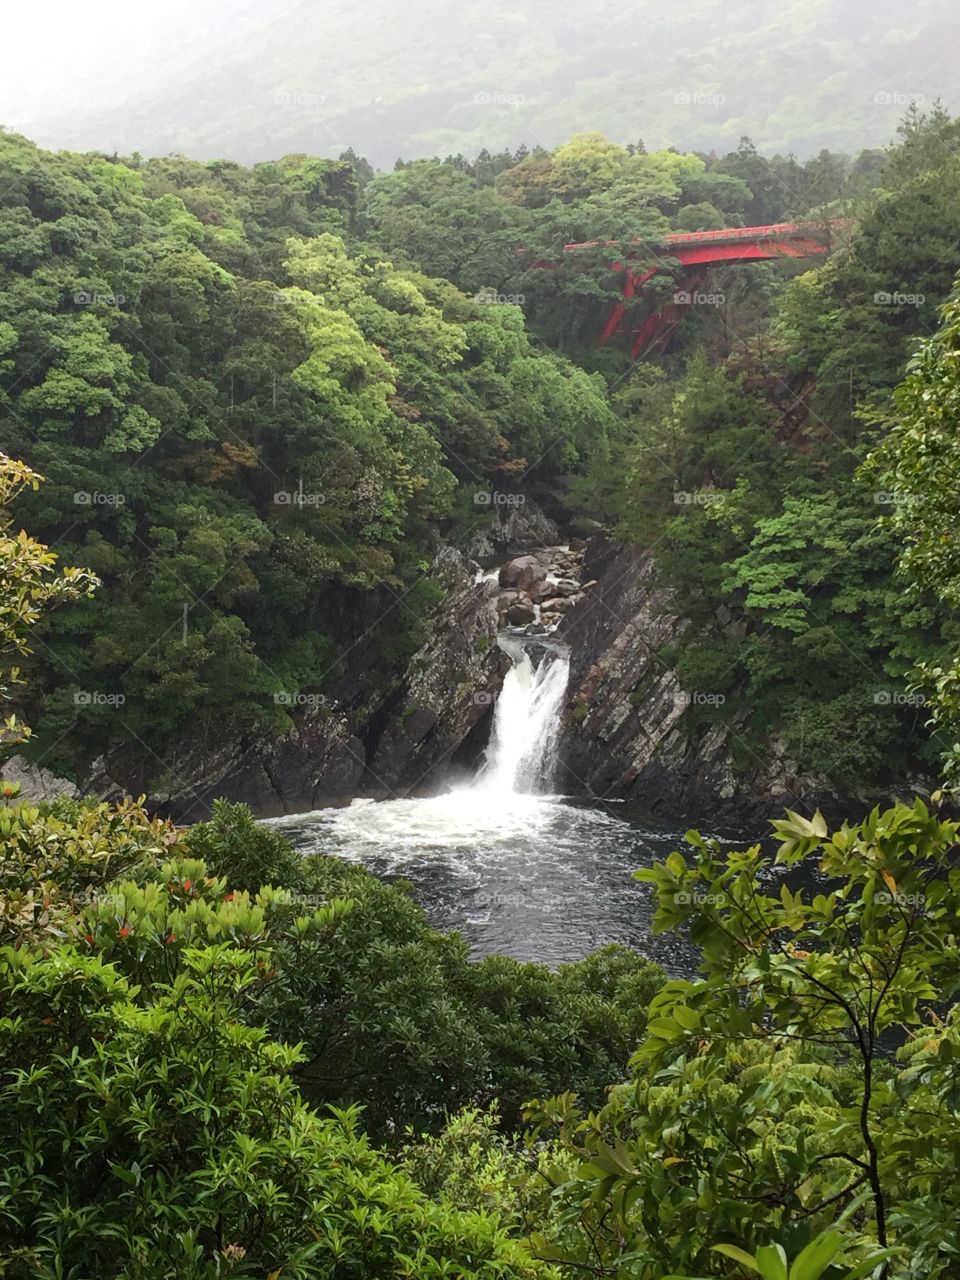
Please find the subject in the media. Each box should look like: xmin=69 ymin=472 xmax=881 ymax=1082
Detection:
xmin=529 ymin=578 xmax=560 ymax=604
xmin=496 ymin=590 xmax=523 ymax=624
xmin=499 ymin=555 xmax=547 ymax=592
xmin=507 ymin=601 xmax=536 ymax=626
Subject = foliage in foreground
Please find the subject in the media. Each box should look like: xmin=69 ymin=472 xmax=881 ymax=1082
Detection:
xmin=525 ymin=798 xmax=960 ymax=1279
xmin=866 ymin=278 xmax=960 ymax=783
xmin=0 ymin=940 xmax=553 ymax=1279
xmin=3 ymin=783 xmax=960 ymax=1276
xmin=0 ymin=454 xmax=97 ymax=748
xmin=0 ymin=789 xmax=664 ymax=1275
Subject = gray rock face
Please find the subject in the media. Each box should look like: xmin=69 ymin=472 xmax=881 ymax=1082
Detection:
xmin=463 ymin=498 xmax=561 ymax=562
xmin=46 ymin=545 xmax=508 ymax=823
xmin=555 ymin=537 xmax=877 ymax=821
xmin=363 ymin=559 xmax=507 ymax=792
xmin=20 ymin=531 xmax=900 ymax=826
xmin=0 ymin=756 xmax=79 ymax=803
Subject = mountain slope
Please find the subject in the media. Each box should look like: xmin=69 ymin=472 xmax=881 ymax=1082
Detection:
xmin=2 ymin=0 xmax=958 ymax=165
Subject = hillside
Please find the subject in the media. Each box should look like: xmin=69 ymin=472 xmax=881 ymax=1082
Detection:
xmin=2 ymin=0 xmax=958 ymax=166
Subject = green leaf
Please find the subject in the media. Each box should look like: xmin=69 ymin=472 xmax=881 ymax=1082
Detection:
xmin=755 ymin=1243 xmax=789 ymax=1280
xmin=791 ymin=1231 xmax=842 ymax=1280
xmin=712 ymin=1243 xmax=762 ymax=1273
xmin=840 ymin=1251 xmax=898 ymax=1280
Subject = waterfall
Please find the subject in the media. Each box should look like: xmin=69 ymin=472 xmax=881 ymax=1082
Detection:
xmin=478 ymin=634 xmax=571 ymax=795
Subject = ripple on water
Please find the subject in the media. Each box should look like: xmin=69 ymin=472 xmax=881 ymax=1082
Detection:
xmin=265 ymin=791 xmax=717 ymax=972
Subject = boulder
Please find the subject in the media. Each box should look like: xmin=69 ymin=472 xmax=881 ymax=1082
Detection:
xmin=550 ymin=577 xmax=582 ymax=597
xmin=507 ymin=602 xmax=536 ymax=626
xmin=496 ymin=590 xmax=523 ymax=623
xmin=529 ymin=578 xmax=561 ymax=604
xmin=499 ymin=555 xmax=548 ymax=592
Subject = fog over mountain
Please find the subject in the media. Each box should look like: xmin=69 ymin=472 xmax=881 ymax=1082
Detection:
xmin=2 ymin=0 xmax=958 ymax=166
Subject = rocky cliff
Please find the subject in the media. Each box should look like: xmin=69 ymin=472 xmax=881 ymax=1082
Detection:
xmin=553 ymin=537 xmax=901 ymax=820
xmin=5 ymin=522 xmax=904 ymax=822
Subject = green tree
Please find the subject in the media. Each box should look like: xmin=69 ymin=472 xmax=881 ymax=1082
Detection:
xmin=865 ymin=276 xmax=960 ymax=780
xmin=530 ymin=800 xmax=960 ymax=1279
xmin=0 ymin=456 xmax=97 ymax=748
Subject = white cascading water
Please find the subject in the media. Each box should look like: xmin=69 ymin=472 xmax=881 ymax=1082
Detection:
xmin=273 ymin=631 xmax=574 ymax=850
xmin=478 ymin=635 xmax=571 ymax=795
xmin=264 ymin=605 xmax=670 ymax=968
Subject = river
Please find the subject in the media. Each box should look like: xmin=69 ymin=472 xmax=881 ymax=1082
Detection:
xmin=267 ymin=630 xmax=755 ymax=972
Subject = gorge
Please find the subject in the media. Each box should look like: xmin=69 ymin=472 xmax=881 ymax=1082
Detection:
xmin=4 ymin=29 xmax=960 ymax=1276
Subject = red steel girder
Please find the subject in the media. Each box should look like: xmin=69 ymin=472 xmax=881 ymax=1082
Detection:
xmin=589 ymin=220 xmax=848 ymax=353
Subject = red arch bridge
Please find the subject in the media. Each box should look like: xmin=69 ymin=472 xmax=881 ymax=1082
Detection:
xmin=556 ymin=220 xmax=849 ymax=359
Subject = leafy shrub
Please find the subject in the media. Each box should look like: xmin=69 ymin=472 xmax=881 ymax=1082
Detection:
xmin=527 ymin=800 xmax=960 ymax=1279
xmin=400 ymin=1105 xmax=572 ymax=1237
xmin=0 ymin=943 xmax=554 ymax=1279
xmin=0 ymin=795 xmax=179 ymax=948
xmin=186 ymin=798 xmax=306 ymax=892
xmin=274 ymin=853 xmax=664 ymax=1136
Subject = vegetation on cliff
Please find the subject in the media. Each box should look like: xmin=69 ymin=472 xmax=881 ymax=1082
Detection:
xmin=6 ymin=110 xmax=960 ymax=793
xmin=0 ymin=128 xmax=612 ymax=786
xmin=359 ymin=110 xmax=960 ymax=789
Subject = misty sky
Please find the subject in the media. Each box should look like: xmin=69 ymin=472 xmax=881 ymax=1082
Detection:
xmin=0 ymin=0 xmax=253 ymax=124
xmin=2 ymin=0 xmax=957 ymax=166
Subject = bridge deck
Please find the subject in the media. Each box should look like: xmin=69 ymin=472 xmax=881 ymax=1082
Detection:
xmin=564 ymin=220 xmax=848 ymax=254
xmin=581 ymin=220 xmax=850 ymax=357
